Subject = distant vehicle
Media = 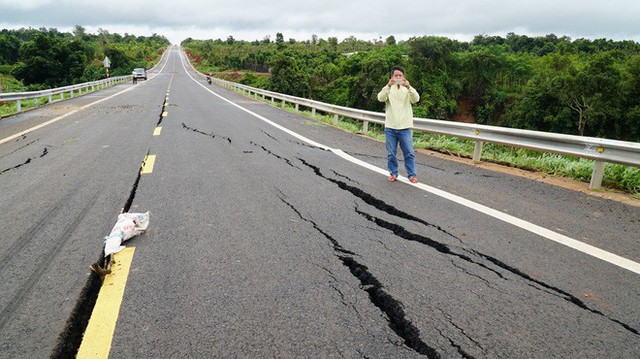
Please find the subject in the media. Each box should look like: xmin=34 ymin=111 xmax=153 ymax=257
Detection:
xmin=132 ymin=68 xmax=147 ymax=80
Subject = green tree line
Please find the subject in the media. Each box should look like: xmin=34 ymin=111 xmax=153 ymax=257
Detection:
xmin=0 ymin=26 xmax=170 ymax=91
xmin=182 ymin=33 xmax=640 ymax=142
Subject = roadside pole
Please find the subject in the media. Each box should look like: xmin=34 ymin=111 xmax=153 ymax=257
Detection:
xmin=104 ymin=56 xmax=111 ymax=79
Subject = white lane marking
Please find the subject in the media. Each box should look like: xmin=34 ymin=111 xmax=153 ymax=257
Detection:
xmin=0 ymin=49 xmax=172 ymax=146
xmin=0 ymin=87 xmax=135 ymax=145
xmin=179 ymin=50 xmax=640 ymax=275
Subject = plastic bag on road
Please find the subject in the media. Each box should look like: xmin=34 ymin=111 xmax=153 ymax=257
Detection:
xmin=104 ymin=212 xmax=150 ymax=256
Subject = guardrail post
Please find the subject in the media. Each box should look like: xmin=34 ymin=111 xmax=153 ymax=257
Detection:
xmin=281 ymin=100 xmax=286 ymax=109
xmin=312 ymin=108 xmax=316 ymax=118
xmin=589 ymin=161 xmax=606 ymax=190
xmin=48 ymin=93 xmax=53 ymax=103
xmin=34 ymin=97 xmax=38 ymax=107
xmin=362 ymin=121 xmax=369 ymax=134
xmin=262 ymin=94 xmax=265 ymax=100
xmin=70 ymin=89 xmax=74 ymax=98
xmin=333 ymin=114 xmax=338 ymax=125
xmin=271 ymin=97 xmax=275 ymax=105
xmin=16 ymin=99 xmax=21 ymax=112
xmin=473 ymin=141 xmax=484 ymax=162
xmin=295 ymin=103 xmax=299 ymax=112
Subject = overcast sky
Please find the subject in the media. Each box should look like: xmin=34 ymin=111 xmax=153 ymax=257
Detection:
xmin=1 ymin=0 xmax=639 ymax=44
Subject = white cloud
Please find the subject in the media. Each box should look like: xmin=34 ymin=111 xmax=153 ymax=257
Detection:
xmin=1 ymin=0 xmax=639 ymax=44
xmin=0 ymin=0 xmax=54 ymax=11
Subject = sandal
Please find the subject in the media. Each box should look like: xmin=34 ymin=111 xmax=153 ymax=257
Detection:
xmin=409 ymin=176 xmax=419 ymax=183
xmin=388 ymin=175 xmax=397 ymax=182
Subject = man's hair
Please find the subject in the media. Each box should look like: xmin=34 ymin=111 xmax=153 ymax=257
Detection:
xmin=391 ymin=66 xmax=405 ymax=76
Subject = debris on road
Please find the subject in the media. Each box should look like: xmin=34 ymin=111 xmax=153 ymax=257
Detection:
xmin=91 ymin=212 xmax=149 ymax=280
xmin=104 ymin=212 xmax=150 ymax=256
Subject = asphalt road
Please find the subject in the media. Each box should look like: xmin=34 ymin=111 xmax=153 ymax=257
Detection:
xmin=0 ymin=47 xmax=639 ymax=358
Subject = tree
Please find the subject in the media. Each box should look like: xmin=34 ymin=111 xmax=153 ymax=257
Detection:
xmin=103 ymin=46 xmax=133 ymax=74
xmin=385 ymin=35 xmax=396 ymax=46
xmin=73 ymin=25 xmax=87 ymax=40
xmin=0 ymin=34 xmax=20 ymax=65
xmin=275 ymin=32 xmax=284 ymax=44
xmin=559 ymin=52 xmax=622 ymax=136
xmin=269 ymin=52 xmax=310 ymax=97
xmin=3 ymin=27 xmax=167 ymax=87
xmin=328 ymin=37 xmax=338 ymax=49
xmin=407 ymin=36 xmax=461 ymax=119
xmin=619 ymin=56 xmax=640 ymax=141
xmin=12 ymin=32 xmax=65 ymax=86
xmin=181 ymin=33 xmax=640 ymax=141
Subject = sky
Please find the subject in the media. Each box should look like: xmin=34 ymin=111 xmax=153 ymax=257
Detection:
xmin=1 ymin=0 xmax=639 ymax=44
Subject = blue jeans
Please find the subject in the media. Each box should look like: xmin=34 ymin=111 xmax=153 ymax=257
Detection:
xmin=385 ymin=128 xmax=416 ymax=178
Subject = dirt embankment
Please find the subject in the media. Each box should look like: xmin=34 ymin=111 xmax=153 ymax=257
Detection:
xmin=452 ymin=97 xmax=476 ymax=123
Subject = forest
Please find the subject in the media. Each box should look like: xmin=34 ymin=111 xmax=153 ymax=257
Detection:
xmin=0 ymin=26 xmax=170 ymax=91
xmin=182 ymin=33 xmax=640 ymax=142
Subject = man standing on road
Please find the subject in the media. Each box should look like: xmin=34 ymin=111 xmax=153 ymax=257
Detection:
xmin=377 ymin=66 xmax=420 ymax=183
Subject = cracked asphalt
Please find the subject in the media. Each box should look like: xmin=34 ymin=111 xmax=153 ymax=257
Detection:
xmin=0 ymin=47 xmax=639 ymax=358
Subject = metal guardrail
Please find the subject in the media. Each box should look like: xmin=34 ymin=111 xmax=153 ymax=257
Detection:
xmin=0 ymin=75 xmax=131 ymax=115
xmin=203 ymin=74 xmax=639 ymax=190
xmin=0 ymin=48 xmax=172 ymax=116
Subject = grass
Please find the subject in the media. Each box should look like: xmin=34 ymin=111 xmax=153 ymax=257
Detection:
xmin=0 ymin=103 xmax=18 ymax=117
xmin=0 ymin=93 xmax=64 ymax=117
xmin=0 ymin=85 xmax=115 ymax=118
xmin=244 ymin=92 xmax=640 ymax=199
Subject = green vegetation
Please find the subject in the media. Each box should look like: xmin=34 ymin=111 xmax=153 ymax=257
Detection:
xmin=0 ymin=26 xmax=169 ymax=91
xmin=183 ymin=33 xmax=640 ymax=143
xmin=182 ymin=33 xmax=640 ymax=196
xmin=236 ymin=84 xmax=640 ymax=198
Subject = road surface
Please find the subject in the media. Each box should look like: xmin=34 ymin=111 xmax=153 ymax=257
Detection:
xmin=0 ymin=46 xmax=639 ymax=358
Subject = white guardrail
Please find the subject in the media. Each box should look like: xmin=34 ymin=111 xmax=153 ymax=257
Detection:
xmin=0 ymin=75 xmax=131 ymax=114
xmin=0 ymin=48 xmax=171 ymax=116
xmin=198 ymin=71 xmax=639 ymax=190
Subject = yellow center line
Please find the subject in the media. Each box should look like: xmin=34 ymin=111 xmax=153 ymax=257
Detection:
xmin=141 ymin=155 xmax=156 ymax=174
xmin=153 ymin=127 xmax=162 ymax=136
xmin=77 ymin=247 xmax=136 ymax=359
xmin=162 ymin=111 xmax=168 ymax=117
